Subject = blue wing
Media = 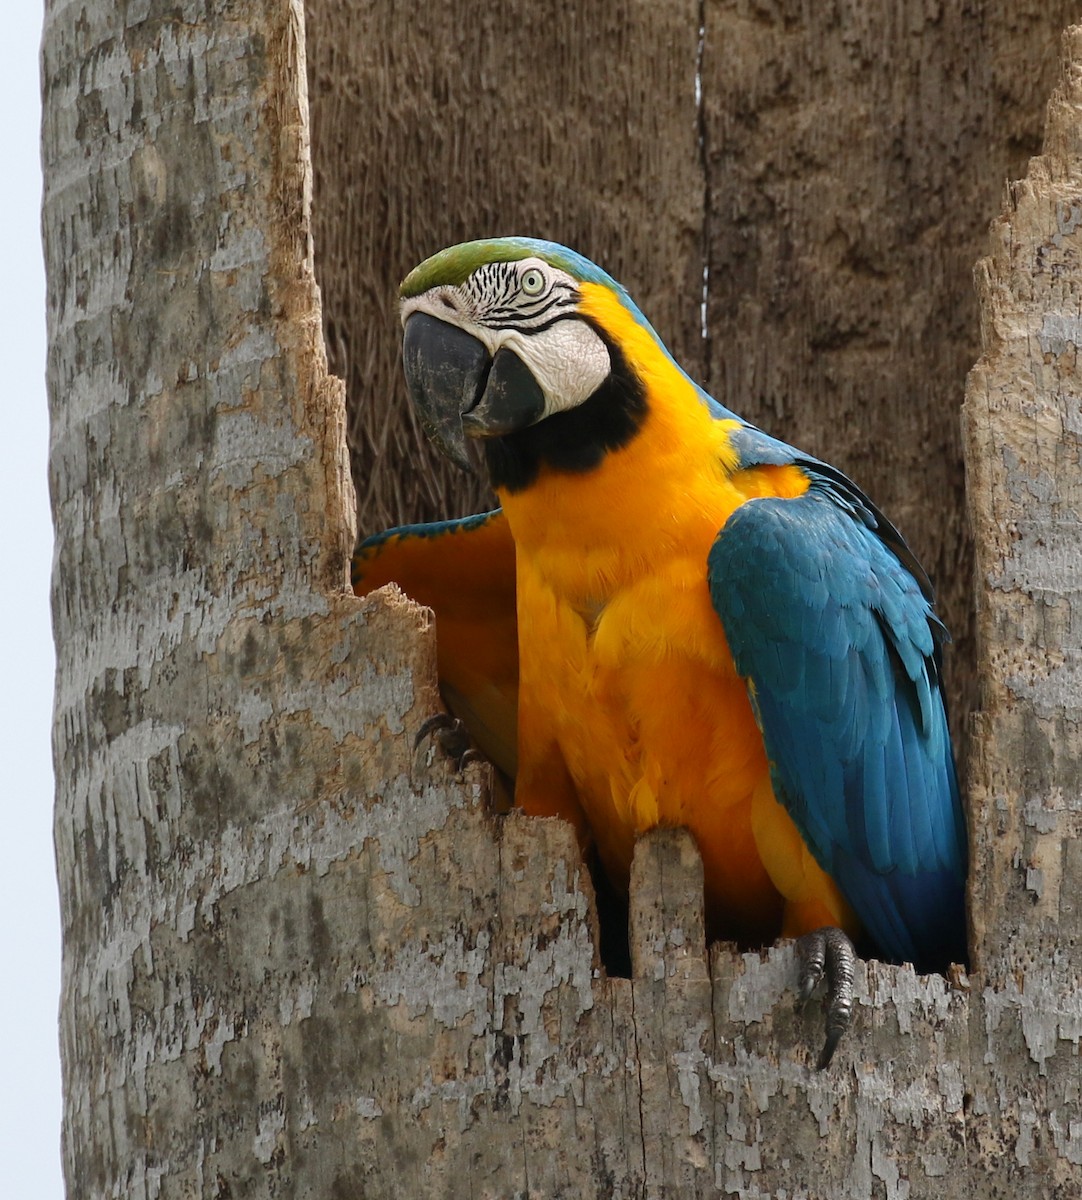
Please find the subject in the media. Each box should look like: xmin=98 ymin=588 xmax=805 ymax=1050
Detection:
xmin=708 ymin=432 xmax=967 ymax=972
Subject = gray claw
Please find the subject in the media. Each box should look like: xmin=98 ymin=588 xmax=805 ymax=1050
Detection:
xmin=414 ymin=713 xmax=477 ymax=772
xmin=796 ymin=926 xmax=857 ymax=1069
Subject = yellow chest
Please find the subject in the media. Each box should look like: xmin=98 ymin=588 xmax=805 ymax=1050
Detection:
xmin=514 ymin=523 xmax=761 ymax=804
xmin=498 ymin=399 xmax=810 ymax=941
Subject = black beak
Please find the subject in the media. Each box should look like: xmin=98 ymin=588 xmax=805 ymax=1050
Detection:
xmin=402 ymin=313 xmax=545 ymax=472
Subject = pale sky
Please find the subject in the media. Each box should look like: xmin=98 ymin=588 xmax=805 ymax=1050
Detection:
xmin=3 ymin=7 xmax=63 ymax=1198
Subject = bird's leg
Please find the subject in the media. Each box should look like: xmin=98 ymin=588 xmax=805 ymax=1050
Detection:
xmin=413 ymin=712 xmax=484 ymax=773
xmin=796 ymin=926 xmax=857 ymax=1069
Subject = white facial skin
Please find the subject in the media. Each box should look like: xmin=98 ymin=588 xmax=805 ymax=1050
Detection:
xmin=401 ymin=257 xmax=612 ymax=420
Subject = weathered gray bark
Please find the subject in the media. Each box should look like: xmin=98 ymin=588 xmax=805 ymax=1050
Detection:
xmin=960 ymin=33 xmax=1082 ymax=1195
xmin=46 ymin=3 xmax=1082 ymax=1199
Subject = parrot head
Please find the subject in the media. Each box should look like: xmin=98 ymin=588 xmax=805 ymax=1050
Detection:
xmin=398 ymin=237 xmax=671 ymax=487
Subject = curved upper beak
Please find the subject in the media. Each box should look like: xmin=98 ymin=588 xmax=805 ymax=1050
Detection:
xmin=402 ymin=312 xmax=545 ymax=472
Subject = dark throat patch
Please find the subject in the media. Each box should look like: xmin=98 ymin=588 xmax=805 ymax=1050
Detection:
xmin=483 ymin=329 xmax=648 ymax=493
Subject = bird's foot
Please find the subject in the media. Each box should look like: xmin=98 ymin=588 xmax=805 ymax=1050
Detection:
xmin=796 ymin=926 xmax=857 ymax=1069
xmin=414 ymin=713 xmax=483 ymax=773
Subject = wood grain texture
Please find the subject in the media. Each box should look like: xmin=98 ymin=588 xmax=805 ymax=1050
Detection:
xmin=46 ymin=1 xmax=1082 ymax=1196
xmin=961 ymin=29 xmax=1082 ymax=1198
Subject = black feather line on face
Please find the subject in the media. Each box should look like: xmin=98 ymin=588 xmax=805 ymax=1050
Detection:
xmin=482 ymin=324 xmax=648 ymax=494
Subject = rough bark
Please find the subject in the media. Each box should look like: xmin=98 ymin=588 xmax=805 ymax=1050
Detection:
xmin=46 ymin=4 xmax=1082 ymax=1200
xmin=960 ymin=28 xmax=1082 ymax=1197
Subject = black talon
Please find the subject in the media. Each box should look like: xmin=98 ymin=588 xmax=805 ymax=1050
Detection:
xmin=414 ymin=713 xmax=460 ymax=751
xmin=414 ymin=713 xmax=478 ymax=772
xmin=796 ymin=926 xmax=857 ymax=1069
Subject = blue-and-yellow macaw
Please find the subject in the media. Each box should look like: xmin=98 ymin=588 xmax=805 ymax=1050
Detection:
xmin=354 ymin=238 xmax=968 ymax=1064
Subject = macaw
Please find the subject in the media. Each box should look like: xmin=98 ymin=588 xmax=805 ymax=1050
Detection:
xmin=353 ymin=237 xmax=968 ymax=1065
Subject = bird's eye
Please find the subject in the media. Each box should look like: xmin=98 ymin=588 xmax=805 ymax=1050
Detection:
xmin=520 ymin=268 xmax=546 ymax=296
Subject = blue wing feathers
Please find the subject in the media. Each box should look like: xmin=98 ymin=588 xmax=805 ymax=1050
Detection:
xmin=709 ymin=459 xmax=967 ymax=972
xmin=355 ymin=508 xmax=500 ymax=554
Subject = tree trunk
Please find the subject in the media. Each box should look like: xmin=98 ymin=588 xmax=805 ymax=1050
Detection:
xmin=46 ymin=3 xmax=1082 ymax=1199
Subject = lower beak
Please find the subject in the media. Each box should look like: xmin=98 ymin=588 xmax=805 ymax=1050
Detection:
xmin=402 ymin=313 xmax=545 ymax=472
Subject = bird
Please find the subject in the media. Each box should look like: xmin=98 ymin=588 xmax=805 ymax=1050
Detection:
xmin=353 ymin=237 xmax=968 ymax=1065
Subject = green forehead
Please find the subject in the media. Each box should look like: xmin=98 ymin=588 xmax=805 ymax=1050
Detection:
xmin=399 ymin=237 xmax=613 ymax=298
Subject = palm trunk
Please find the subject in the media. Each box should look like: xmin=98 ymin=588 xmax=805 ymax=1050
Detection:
xmin=46 ymin=1 xmax=1082 ymax=1195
